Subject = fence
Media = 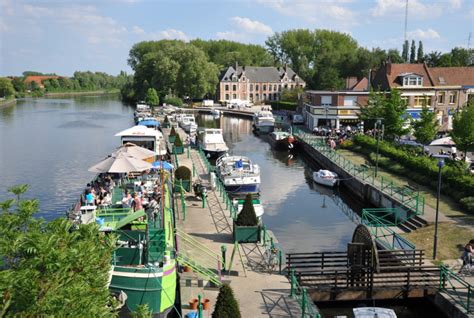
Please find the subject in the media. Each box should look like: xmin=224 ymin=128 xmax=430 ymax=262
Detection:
xmin=439 ymin=265 xmax=473 ymax=315
xmin=289 ymin=269 xmax=322 ymax=318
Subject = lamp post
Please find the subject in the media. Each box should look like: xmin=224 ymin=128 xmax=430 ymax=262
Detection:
xmin=374 ymin=119 xmax=384 ymax=178
xmin=433 ymin=154 xmax=449 ymax=260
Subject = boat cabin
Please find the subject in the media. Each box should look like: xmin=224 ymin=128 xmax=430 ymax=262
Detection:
xmin=115 ymin=125 xmax=166 ymax=156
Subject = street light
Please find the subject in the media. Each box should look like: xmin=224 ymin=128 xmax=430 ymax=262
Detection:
xmin=432 ymin=154 xmax=449 ymax=260
xmin=374 ymin=119 xmax=384 ymax=178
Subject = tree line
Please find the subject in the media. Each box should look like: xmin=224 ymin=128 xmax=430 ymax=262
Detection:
xmin=123 ymin=30 xmax=472 ymax=103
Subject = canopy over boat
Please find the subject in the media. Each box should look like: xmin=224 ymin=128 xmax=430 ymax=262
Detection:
xmin=115 ymin=125 xmax=163 ymax=138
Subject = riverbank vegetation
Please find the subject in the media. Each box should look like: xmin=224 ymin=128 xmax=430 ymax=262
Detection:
xmin=0 ymin=185 xmax=116 ymax=317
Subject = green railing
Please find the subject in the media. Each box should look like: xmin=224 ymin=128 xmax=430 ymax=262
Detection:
xmin=176 ymin=228 xmax=225 ymax=270
xmin=176 ymin=253 xmax=222 ymax=287
xmin=362 ymin=208 xmax=411 ymax=227
xmin=289 ymin=269 xmax=322 ymax=318
xmin=440 ymin=265 xmax=473 ymax=314
xmin=292 ymin=126 xmax=425 ymax=216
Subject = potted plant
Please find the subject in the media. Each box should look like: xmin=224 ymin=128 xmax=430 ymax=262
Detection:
xmin=169 ymin=126 xmax=177 ymax=143
xmin=212 ymin=284 xmax=241 ymax=318
xmin=173 ymin=134 xmax=184 ymax=154
xmin=233 ymin=194 xmax=260 ymax=243
xmin=174 ymin=166 xmax=191 ymax=192
xmin=201 ymin=298 xmax=211 ymax=310
xmin=163 ymin=115 xmax=170 ymax=128
xmin=189 ymin=298 xmax=199 ymax=310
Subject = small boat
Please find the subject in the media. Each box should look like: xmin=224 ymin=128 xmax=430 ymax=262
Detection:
xmin=210 ymin=109 xmax=221 ymax=117
xmin=313 ymin=169 xmax=338 ymax=187
xmin=199 ymin=128 xmax=229 ymax=159
xmin=179 ymin=114 xmax=198 ymax=133
xmin=268 ymin=131 xmax=295 ymax=151
xmin=353 ymin=307 xmax=397 ymax=318
xmin=233 ymin=198 xmax=264 ymax=220
xmin=215 ymin=155 xmax=260 ymax=195
xmin=253 ymin=111 xmax=275 ymax=134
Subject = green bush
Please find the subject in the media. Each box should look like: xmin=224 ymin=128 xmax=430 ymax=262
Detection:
xmin=174 ymin=133 xmax=183 ymax=147
xmin=235 ymin=194 xmax=258 ymax=226
xmin=164 ymin=115 xmax=169 ymax=123
xmin=163 ymin=97 xmax=183 ymax=107
xmin=269 ymin=101 xmax=298 ymax=111
xmin=212 ymin=284 xmax=241 ymax=318
xmin=174 ymin=166 xmax=191 ymax=181
xmin=169 ymin=126 xmax=177 ymax=136
xmin=460 ymin=197 xmax=474 ymax=213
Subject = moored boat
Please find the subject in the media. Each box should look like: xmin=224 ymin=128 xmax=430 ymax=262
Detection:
xmin=253 ymin=111 xmax=275 ymax=134
xmin=210 ymin=108 xmax=221 ymax=117
xmin=313 ymin=169 xmax=338 ymax=187
xmin=179 ymin=114 xmax=198 ymax=133
xmin=353 ymin=307 xmax=397 ymax=318
xmin=115 ymin=125 xmax=167 ymax=157
xmin=215 ymin=155 xmax=260 ymax=195
xmin=268 ymin=131 xmax=295 ymax=150
xmin=199 ymin=128 xmax=229 ymax=159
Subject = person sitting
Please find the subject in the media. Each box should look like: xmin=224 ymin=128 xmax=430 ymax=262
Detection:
xmin=132 ymin=193 xmax=143 ymax=212
xmin=139 ymin=181 xmax=146 ymax=195
xmin=121 ymin=191 xmax=132 ymax=208
xmin=459 ymin=239 xmax=474 ymax=273
xmin=85 ymin=190 xmax=95 ymax=206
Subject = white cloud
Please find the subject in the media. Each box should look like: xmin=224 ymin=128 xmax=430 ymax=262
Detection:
xmin=371 ymin=0 xmax=450 ymax=18
xmin=257 ymin=0 xmax=357 ymax=27
xmin=230 ymin=16 xmax=272 ymax=35
xmin=449 ymin=0 xmax=462 ymax=9
xmin=151 ymin=28 xmax=189 ymax=41
xmin=407 ymin=28 xmax=440 ymax=40
xmin=131 ymin=25 xmax=145 ymax=35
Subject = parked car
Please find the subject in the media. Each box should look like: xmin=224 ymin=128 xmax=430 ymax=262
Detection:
xmin=291 ymin=114 xmax=304 ymax=124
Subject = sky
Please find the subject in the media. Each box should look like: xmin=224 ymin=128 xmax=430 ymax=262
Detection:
xmin=0 ymin=0 xmax=473 ymax=76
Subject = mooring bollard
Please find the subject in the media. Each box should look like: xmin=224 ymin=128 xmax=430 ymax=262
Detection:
xmin=202 ymin=193 xmax=206 ymax=208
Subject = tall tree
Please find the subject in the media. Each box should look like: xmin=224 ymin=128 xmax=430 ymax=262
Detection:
xmin=412 ymin=104 xmax=438 ymax=144
xmin=402 ymin=40 xmax=409 ymax=62
xmin=410 ymin=40 xmax=416 ymax=63
xmin=0 ymin=78 xmax=15 ymax=98
xmin=417 ymin=41 xmax=424 ymax=63
xmin=450 ymin=99 xmax=474 ymax=157
xmin=383 ymin=89 xmax=409 ymax=139
xmin=144 ymin=88 xmax=159 ymax=106
xmin=0 ymin=185 xmax=116 ymax=317
xmin=425 ymin=51 xmax=442 ymax=66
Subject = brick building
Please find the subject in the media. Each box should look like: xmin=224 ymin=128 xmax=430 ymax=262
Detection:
xmin=218 ymin=63 xmax=306 ymax=103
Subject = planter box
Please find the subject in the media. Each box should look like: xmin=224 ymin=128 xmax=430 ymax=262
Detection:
xmin=168 ymin=135 xmax=176 ymax=143
xmin=233 ymin=223 xmax=260 ymax=243
xmin=163 ymin=122 xmax=170 ymax=128
xmin=174 ymin=180 xmax=191 ymax=192
xmin=173 ymin=145 xmax=184 ymax=154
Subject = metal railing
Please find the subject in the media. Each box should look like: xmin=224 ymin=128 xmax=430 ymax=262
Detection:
xmin=289 ymin=269 xmax=322 ymax=318
xmin=440 ymin=265 xmax=473 ymax=314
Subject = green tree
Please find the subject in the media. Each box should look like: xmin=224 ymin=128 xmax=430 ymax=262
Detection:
xmin=409 ymin=40 xmax=416 ymax=63
xmin=359 ymin=89 xmax=385 ymax=130
xmin=11 ymin=77 xmax=25 ymax=93
xmin=402 ymin=40 xmax=409 ymax=62
xmin=450 ymin=99 xmax=474 ymax=157
xmin=0 ymin=185 xmax=116 ymax=317
xmin=280 ymin=87 xmax=304 ymax=102
xmin=0 ymin=78 xmax=15 ymax=98
xmin=144 ymin=88 xmax=159 ymax=106
xmin=425 ymin=51 xmax=442 ymax=66
xmin=383 ymin=89 xmax=409 ymax=139
xmin=235 ymin=194 xmax=258 ymax=226
xmin=412 ymin=104 xmax=437 ymax=144
xmin=417 ymin=41 xmax=424 ymax=63
xmin=212 ymin=284 xmax=241 ymax=318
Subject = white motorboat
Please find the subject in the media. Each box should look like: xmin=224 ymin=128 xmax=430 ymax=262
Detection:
xmin=115 ymin=125 xmax=167 ymax=156
xmin=253 ymin=111 xmax=275 ymax=133
xmin=199 ymin=128 xmax=228 ymax=159
xmin=179 ymin=114 xmax=198 ymax=133
xmin=210 ymin=109 xmax=221 ymax=117
xmin=215 ymin=155 xmax=260 ymax=195
xmin=353 ymin=307 xmax=397 ymax=318
xmin=233 ymin=198 xmax=264 ymax=220
xmin=313 ymin=169 xmax=338 ymax=187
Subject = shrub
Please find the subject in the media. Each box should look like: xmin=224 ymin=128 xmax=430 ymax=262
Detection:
xmin=163 ymin=115 xmax=169 ymax=123
xmin=163 ymin=97 xmax=183 ymax=107
xmin=212 ymin=284 xmax=241 ymax=318
xmin=235 ymin=194 xmax=258 ymax=226
xmin=460 ymin=197 xmax=474 ymax=213
xmin=174 ymin=133 xmax=183 ymax=147
xmin=269 ymin=101 xmax=298 ymax=111
xmin=169 ymin=126 xmax=177 ymax=136
xmin=174 ymin=166 xmax=191 ymax=181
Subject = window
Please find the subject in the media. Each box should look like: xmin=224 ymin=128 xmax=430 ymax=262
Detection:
xmin=321 ymin=96 xmax=332 ymax=106
xmin=232 ymin=85 xmax=237 ymax=91
xmin=263 ymin=84 xmax=267 ymax=91
xmin=414 ymin=96 xmax=431 ymax=107
xmin=284 ymin=84 xmax=288 ymax=89
xmin=225 ymin=84 xmax=229 ymax=91
xmin=242 ymin=77 xmax=245 ymax=81
xmin=403 ymin=75 xmax=423 ymax=86
xmin=269 ymin=85 xmax=272 ymax=92
xmin=250 ymin=93 xmax=253 ymax=101
xmin=256 ymin=85 xmax=259 ymax=91
xmin=438 ymin=92 xmax=445 ymax=104
xmin=343 ymin=96 xmax=357 ymax=106
xmin=232 ymin=94 xmax=237 ymax=99
xmin=278 ymin=85 xmax=282 ymax=92
xmin=269 ymin=94 xmax=272 ymax=101
xmin=225 ymin=94 xmax=229 ymax=100
xmin=274 ymin=85 xmax=277 ymax=91
xmin=401 ymin=96 xmax=409 ymax=106
xmin=263 ymin=93 xmax=267 ymax=100
xmin=250 ymin=84 xmax=253 ymax=91
xmin=273 ymin=93 xmax=278 ymax=100
xmin=449 ymin=92 xmax=457 ymax=104
xmin=256 ymin=94 xmax=259 ymax=101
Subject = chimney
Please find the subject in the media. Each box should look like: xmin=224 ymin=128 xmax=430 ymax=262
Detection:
xmin=235 ymin=61 xmax=238 ymax=71
xmin=386 ymin=61 xmax=392 ymax=75
xmin=367 ymin=69 xmax=372 ymax=91
xmin=284 ymin=63 xmax=288 ymax=72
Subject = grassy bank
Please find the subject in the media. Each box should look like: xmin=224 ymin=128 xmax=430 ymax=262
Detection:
xmin=0 ymin=98 xmax=17 ymax=108
xmin=44 ymin=89 xmax=120 ymax=97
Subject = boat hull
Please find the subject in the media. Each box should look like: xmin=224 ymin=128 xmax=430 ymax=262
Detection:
xmin=313 ymin=177 xmax=338 ymax=187
xmin=223 ymin=183 xmax=260 ymax=194
xmin=203 ymin=149 xmax=228 ymax=160
xmin=254 ymin=124 xmax=274 ymax=134
xmin=269 ymin=136 xmax=294 ymax=151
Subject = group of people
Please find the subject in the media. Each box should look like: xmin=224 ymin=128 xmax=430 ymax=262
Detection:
xmin=83 ymin=175 xmax=117 ymax=207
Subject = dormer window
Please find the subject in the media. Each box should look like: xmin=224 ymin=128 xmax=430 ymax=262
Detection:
xmin=402 ymin=75 xmax=423 ymax=86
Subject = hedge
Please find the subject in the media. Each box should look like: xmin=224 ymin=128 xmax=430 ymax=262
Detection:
xmin=342 ymin=135 xmax=474 ymax=210
xmin=163 ymin=97 xmax=183 ymax=107
xmin=269 ymin=101 xmax=298 ymax=111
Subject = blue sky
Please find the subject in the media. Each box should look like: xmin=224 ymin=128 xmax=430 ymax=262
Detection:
xmin=0 ymin=0 xmax=472 ymax=76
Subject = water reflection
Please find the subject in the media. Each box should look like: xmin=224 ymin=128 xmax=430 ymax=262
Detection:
xmin=197 ymin=114 xmax=356 ymax=252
